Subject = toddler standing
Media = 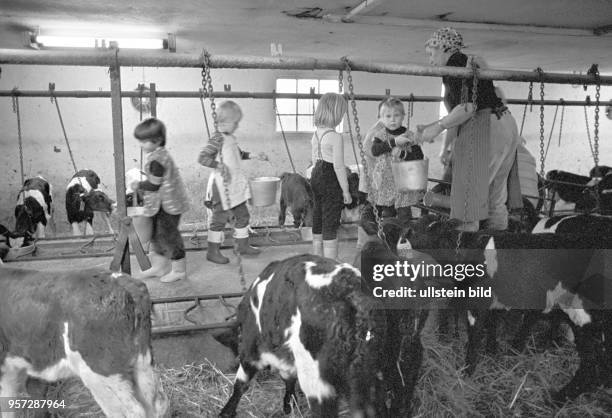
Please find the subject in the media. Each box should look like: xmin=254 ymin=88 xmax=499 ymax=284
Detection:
xmin=310 ymin=93 xmax=352 ymax=259
xmin=198 ymin=100 xmax=267 ymax=264
xmin=365 ymin=97 xmax=424 ymax=224
xmin=131 ymin=118 xmax=190 ymax=283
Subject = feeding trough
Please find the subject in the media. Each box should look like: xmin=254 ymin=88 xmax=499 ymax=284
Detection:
xmin=249 ymin=177 xmax=280 ymax=207
xmin=5 ymin=243 xmax=36 ymax=261
xmin=392 ymin=158 xmax=429 ymax=192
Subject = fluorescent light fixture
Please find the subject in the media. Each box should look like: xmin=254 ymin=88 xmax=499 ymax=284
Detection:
xmin=32 ymin=35 xmax=172 ymax=50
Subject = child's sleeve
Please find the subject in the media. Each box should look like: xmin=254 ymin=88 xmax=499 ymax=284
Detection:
xmin=198 ymin=133 xmax=223 ymax=168
xmin=238 ymin=147 xmax=251 ymax=160
xmin=138 ymin=161 xmax=164 ymax=191
xmin=371 ymin=136 xmax=397 ymax=157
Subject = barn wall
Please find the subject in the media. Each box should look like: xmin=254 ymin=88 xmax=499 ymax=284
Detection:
xmin=0 ymin=64 xmax=609 ymax=235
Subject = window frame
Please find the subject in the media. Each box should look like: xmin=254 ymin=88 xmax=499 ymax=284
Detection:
xmin=275 ymin=77 xmax=342 ymax=133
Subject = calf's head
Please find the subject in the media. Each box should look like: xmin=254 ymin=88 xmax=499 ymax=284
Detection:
xmin=81 ymin=190 xmax=116 ymax=214
xmin=14 ymin=198 xmax=42 ymax=238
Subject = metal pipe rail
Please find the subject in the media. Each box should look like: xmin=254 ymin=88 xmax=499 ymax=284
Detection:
xmin=1 ymin=49 xmax=611 ymax=85
xmin=1 ymin=89 xmax=608 ymax=106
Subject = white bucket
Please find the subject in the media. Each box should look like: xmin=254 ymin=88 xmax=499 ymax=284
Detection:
xmin=392 ymin=158 xmax=429 ymax=192
xmin=127 ymin=206 xmax=153 ymax=246
xmin=249 ymin=177 xmax=281 ymax=207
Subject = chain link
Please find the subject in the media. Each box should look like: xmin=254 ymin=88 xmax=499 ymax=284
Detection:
xmin=557 ymin=101 xmax=565 ymax=147
xmin=342 ymin=57 xmax=386 ymax=243
xmin=593 ymin=70 xmax=600 ymax=168
xmin=12 ymin=88 xmax=25 ymax=185
xmin=584 ymin=104 xmax=596 ymax=162
xmin=202 ymin=50 xmax=245 ymax=290
xmin=338 ymin=70 xmax=343 ymax=93
xmin=536 ymin=68 xmax=546 ymax=178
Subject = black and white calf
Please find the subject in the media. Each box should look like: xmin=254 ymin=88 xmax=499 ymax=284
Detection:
xmin=66 ymin=169 xmax=115 ymax=236
xmin=545 ymin=168 xmax=612 ymax=214
xmin=406 ymin=218 xmax=612 ymax=402
xmin=215 ymin=254 xmax=387 ymax=417
xmin=357 ymin=218 xmax=431 ymax=417
xmin=14 ymin=176 xmax=53 ymax=241
xmin=0 ymin=267 xmax=168 ymax=417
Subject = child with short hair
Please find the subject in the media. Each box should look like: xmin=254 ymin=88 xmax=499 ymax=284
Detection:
xmin=365 ymin=97 xmax=423 ymax=224
xmin=198 ymin=100 xmax=267 ymax=264
xmin=131 ymin=117 xmax=190 ymax=283
xmin=310 ymin=92 xmax=352 ymax=259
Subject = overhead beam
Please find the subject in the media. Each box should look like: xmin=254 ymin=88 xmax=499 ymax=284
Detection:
xmin=0 ymin=89 xmax=607 ymax=107
xmin=0 ymin=49 xmax=610 ymax=85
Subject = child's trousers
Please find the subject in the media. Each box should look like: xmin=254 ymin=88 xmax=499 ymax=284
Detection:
xmin=209 ymin=201 xmax=251 ymax=238
xmin=151 ymin=208 xmax=185 ymax=260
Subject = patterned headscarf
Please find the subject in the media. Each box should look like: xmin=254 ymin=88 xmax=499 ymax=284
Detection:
xmin=425 ymin=27 xmax=465 ymax=53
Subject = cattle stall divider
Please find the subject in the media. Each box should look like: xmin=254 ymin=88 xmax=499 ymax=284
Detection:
xmin=2 ymin=48 xmax=611 ymax=336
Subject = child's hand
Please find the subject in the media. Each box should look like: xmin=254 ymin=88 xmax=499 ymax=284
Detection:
xmin=343 ymin=190 xmax=353 ymax=205
xmin=130 ymin=180 xmax=140 ymax=191
xmin=256 ymin=152 xmax=269 ymax=161
xmin=391 ymin=147 xmax=402 ymax=160
xmin=439 ymin=149 xmax=452 ymax=165
xmin=395 ymin=131 xmax=415 ymax=146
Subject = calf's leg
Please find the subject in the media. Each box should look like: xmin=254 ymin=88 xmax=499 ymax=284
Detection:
xmin=219 ymin=362 xmax=258 ymax=418
xmin=282 ymin=376 xmax=297 ymax=414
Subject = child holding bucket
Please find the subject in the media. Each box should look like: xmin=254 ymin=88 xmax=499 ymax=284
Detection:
xmin=198 ymin=100 xmax=268 ymax=264
xmin=365 ymin=97 xmax=425 ymax=225
xmin=310 ymin=93 xmax=352 ymax=259
xmin=130 ymin=117 xmax=190 ymax=283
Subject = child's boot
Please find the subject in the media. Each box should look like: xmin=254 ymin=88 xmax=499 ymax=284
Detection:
xmin=235 ymin=227 xmax=260 ymax=256
xmin=133 ymin=251 xmax=171 ymax=279
xmin=160 ymin=257 xmax=186 ymax=283
xmin=207 ymin=230 xmax=229 ymax=264
xmin=323 ymin=239 xmax=338 ymax=260
xmin=312 ymin=233 xmax=323 ymax=256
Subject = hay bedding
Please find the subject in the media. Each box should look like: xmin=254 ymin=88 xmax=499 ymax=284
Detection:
xmin=23 ymin=328 xmax=612 ymax=418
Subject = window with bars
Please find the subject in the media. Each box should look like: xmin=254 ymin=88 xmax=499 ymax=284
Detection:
xmin=275 ymin=78 xmax=342 ymax=132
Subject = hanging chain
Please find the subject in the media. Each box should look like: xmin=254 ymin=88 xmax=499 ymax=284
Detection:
xmin=342 ymin=57 xmax=385 ymax=243
xmin=202 ymin=50 xmax=245 ymax=290
xmin=456 ymin=58 xmax=478 ymax=252
xmin=536 ymin=68 xmax=546 ymax=178
xmin=12 ymin=88 xmax=25 ymax=185
xmin=338 ymin=70 xmax=344 ymax=93
xmin=584 ymin=103 xmax=597 ymax=164
xmin=543 ymin=104 xmax=559 ymax=162
xmin=407 ymin=94 xmax=414 ymax=131
xmin=519 ymin=82 xmax=533 ymax=137
xmin=588 ymin=64 xmax=601 ymax=167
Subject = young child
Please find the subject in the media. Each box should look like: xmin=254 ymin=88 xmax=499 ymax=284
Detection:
xmin=198 ymin=100 xmax=267 ymax=264
xmin=365 ymin=97 xmax=423 ymax=224
xmin=310 ymin=92 xmax=352 ymax=259
xmin=131 ymin=117 xmax=190 ymax=283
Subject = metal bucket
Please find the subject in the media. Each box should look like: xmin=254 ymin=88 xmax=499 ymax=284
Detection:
xmin=391 ymin=158 xmax=429 ymax=192
xmin=249 ymin=176 xmax=281 ymax=207
xmin=423 ymin=190 xmax=451 ymax=208
xmin=127 ymin=206 xmax=152 ymax=246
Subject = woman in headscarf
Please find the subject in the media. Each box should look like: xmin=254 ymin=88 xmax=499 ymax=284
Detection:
xmin=416 ymin=27 xmax=521 ymax=231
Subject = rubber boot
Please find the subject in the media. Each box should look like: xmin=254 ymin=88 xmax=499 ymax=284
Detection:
xmin=236 ymin=238 xmax=260 ymax=256
xmin=323 ymin=239 xmax=338 ymax=260
xmin=133 ymin=251 xmax=171 ymax=279
xmin=207 ymin=242 xmax=229 ymax=264
xmin=312 ymin=234 xmax=323 ymax=256
xmin=160 ymin=258 xmax=186 ymax=283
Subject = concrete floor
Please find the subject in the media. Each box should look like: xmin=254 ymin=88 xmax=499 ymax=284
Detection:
xmin=5 ymin=226 xmax=359 ymax=371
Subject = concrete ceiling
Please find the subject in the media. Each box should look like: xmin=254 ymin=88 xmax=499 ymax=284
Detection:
xmin=1 ymin=0 xmax=611 ymax=73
